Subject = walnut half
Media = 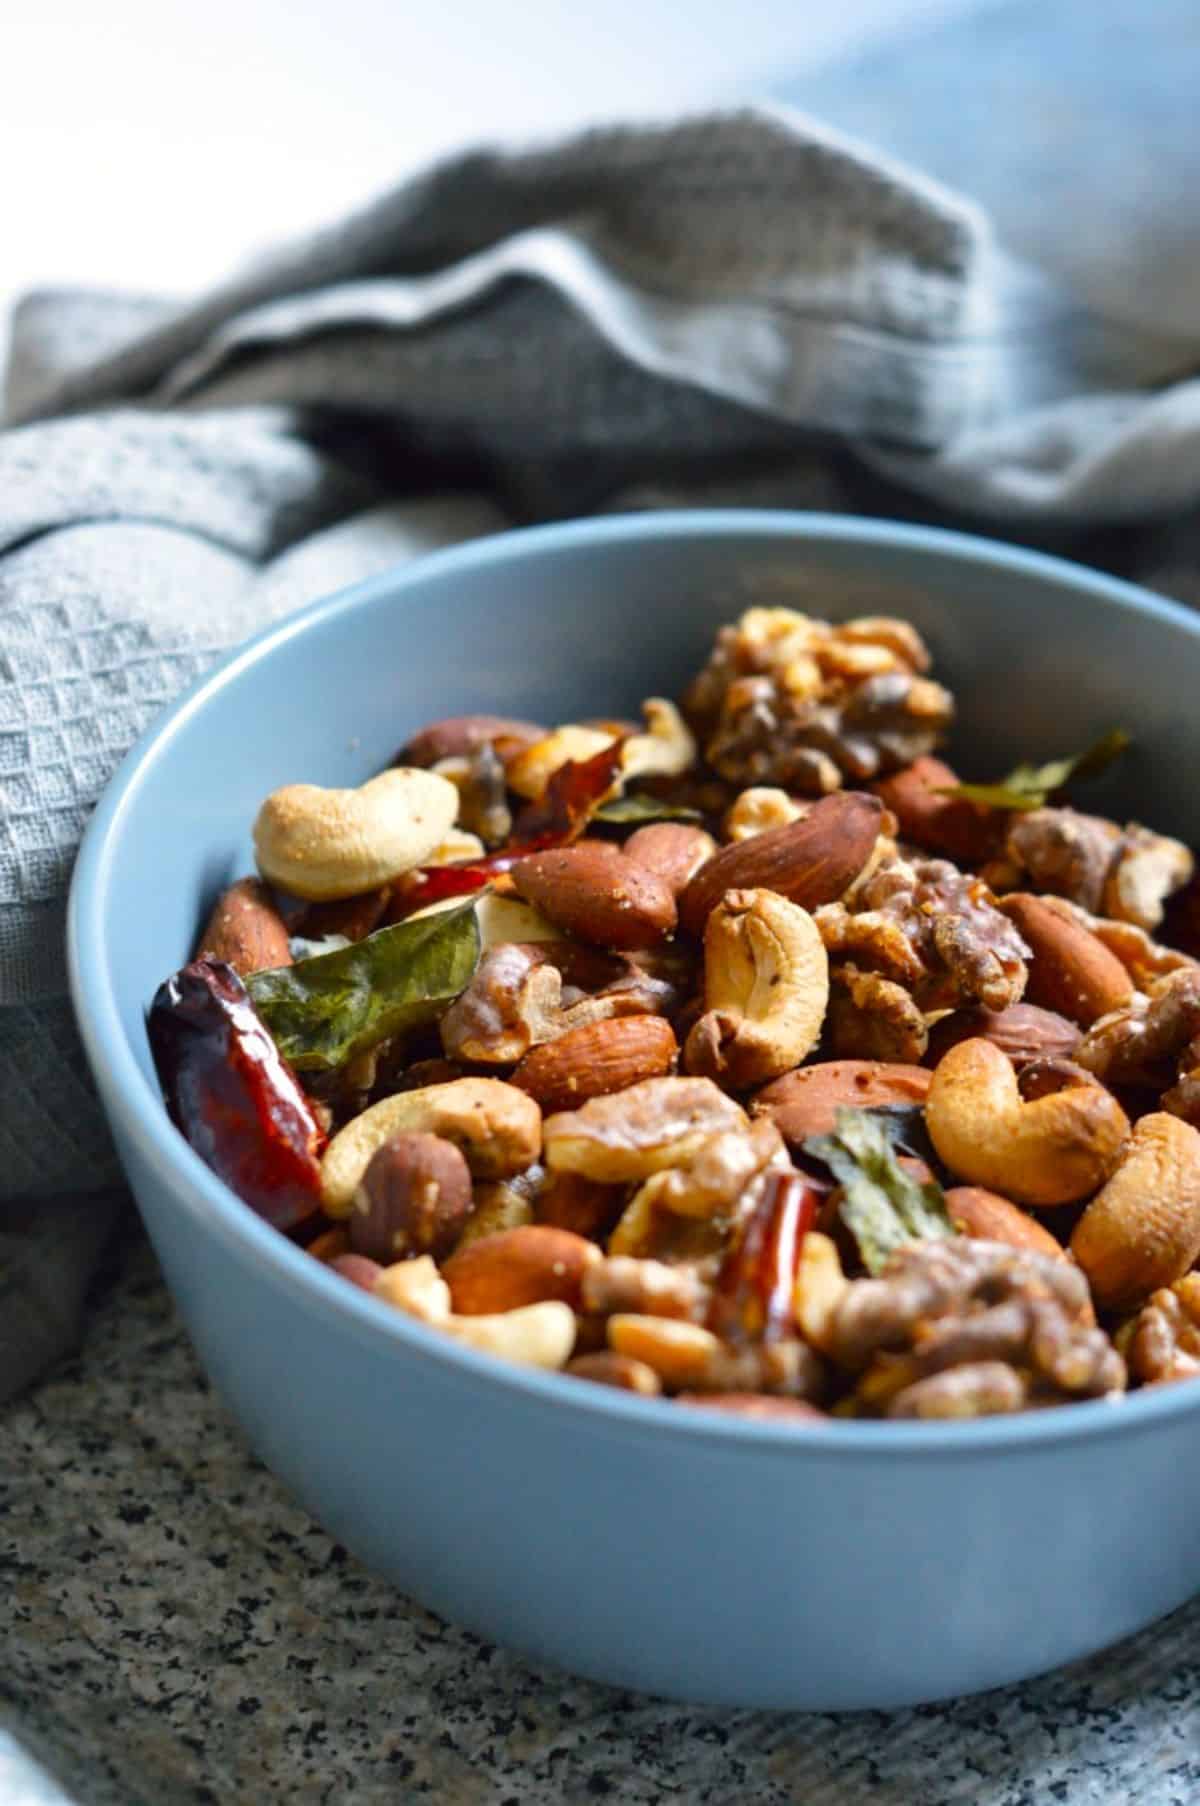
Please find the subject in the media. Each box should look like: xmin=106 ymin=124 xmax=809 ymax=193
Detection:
xmin=826 ymin=1238 xmax=1124 ymax=1418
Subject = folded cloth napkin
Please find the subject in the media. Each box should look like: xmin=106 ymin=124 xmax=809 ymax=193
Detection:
xmin=6 ymin=89 xmax=1200 ymax=1806
xmin=6 ymin=103 xmax=1200 ymax=1400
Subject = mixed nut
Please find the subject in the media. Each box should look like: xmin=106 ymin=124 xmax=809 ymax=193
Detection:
xmin=149 ymin=604 xmax=1200 ymax=1424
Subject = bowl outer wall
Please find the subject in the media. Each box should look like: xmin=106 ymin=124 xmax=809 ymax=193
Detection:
xmin=68 ymin=511 xmax=1200 ymax=1709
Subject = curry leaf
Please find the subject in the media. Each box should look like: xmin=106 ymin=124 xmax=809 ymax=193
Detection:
xmin=804 ymin=1107 xmax=957 ymax=1275
xmin=593 ymin=793 xmax=703 ymax=825
xmin=937 ymin=728 xmax=1131 ymax=813
xmin=247 ymin=899 xmax=480 ymax=1072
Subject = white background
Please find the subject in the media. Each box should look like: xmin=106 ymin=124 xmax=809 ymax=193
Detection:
xmin=3 ymin=0 xmax=985 ymax=307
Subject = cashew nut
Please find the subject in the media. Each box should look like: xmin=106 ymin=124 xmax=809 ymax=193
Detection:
xmin=425 ymin=827 xmax=486 ymax=865
xmin=621 ymin=698 xmax=696 ymax=783
xmin=375 ymin=1255 xmax=452 ymax=1322
xmin=1070 ymin=1113 xmax=1200 ymax=1310
xmin=321 ymin=1078 xmax=542 ymax=1213
xmin=925 ymin=1037 xmax=1129 ymax=1207
xmin=685 ymin=889 xmax=829 ymax=1090
xmin=723 ymin=787 xmax=806 ymax=842
xmin=543 ymin=1076 xmax=748 ymax=1182
xmin=444 ymin=1301 xmax=577 ymax=1369
xmin=374 ymin=1255 xmax=575 ymax=1368
xmin=254 ymin=768 xmax=458 ymax=901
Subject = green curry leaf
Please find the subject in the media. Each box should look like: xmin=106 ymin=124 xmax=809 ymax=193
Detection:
xmin=247 ymin=899 xmax=480 ymax=1072
xmin=804 ymin=1107 xmax=958 ymax=1275
xmin=937 ymin=728 xmax=1131 ymax=813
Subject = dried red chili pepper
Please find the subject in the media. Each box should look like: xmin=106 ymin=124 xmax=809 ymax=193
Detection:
xmin=147 ymin=958 xmax=326 ymax=1231
xmin=707 ymin=1171 xmax=823 ymax=1345
xmin=511 ymin=738 xmax=627 ymax=844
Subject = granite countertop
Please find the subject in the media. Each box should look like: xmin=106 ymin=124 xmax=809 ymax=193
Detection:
xmin=4 ymin=1219 xmax=1200 ymax=1805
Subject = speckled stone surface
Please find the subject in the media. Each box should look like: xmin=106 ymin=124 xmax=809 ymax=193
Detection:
xmin=4 ymin=1221 xmax=1200 ymax=1806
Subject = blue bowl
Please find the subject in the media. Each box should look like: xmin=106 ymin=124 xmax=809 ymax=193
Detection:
xmin=68 ymin=512 xmax=1200 ymax=1710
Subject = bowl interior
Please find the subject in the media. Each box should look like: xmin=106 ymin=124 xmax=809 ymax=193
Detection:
xmin=74 ymin=513 xmax=1200 ymax=1349
xmin=86 ymin=513 xmax=1200 ymax=1119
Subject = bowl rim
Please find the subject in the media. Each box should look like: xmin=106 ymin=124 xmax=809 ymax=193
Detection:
xmin=68 ymin=507 xmax=1200 ymax=1456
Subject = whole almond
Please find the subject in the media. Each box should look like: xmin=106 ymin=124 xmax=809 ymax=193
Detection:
xmin=196 ymin=878 xmax=293 ymax=975
xmin=402 ymin=713 xmax=546 ymax=767
xmin=944 ymin=1185 xmax=1071 ymax=1263
xmin=1001 ymin=893 xmax=1135 ymax=1026
xmin=624 ymin=823 xmax=718 ymax=897
xmin=513 ymin=1015 xmax=678 ymax=1115
xmin=873 ymin=756 xmax=1003 ymax=865
xmin=678 ymin=791 xmax=882 ymax=937
xmin=511 ymin=841 xmax=677 ymax=949
xmin=926 ymin=1002 xmax=1081 ymax=1069
xmin=751 ymin=1058 xmax=931 ymax=1149
xmin=442 ymin=1224 xmax=599 ymax=1315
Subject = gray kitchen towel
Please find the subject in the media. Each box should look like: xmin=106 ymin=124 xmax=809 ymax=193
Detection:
xmin=5 ymin=81 xmax=1200 ymax=1806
